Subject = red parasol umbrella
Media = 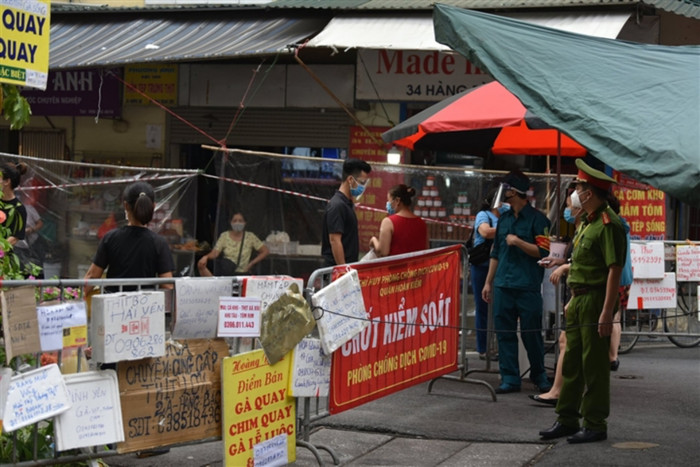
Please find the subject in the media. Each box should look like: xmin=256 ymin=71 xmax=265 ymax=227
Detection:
xmin=381 ymin=80 xmax=586 ymax=157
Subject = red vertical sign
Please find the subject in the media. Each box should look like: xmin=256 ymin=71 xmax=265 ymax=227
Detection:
xmin=348 ymin=126 xmax=405 ymax=252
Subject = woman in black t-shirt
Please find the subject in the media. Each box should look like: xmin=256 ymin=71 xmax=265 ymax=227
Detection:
xmin=84 ymin=181 xmax=174 ymax=292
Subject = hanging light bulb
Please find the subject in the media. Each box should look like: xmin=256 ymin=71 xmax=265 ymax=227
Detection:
xmin=387 ymin=146 xmax=402 ymax=165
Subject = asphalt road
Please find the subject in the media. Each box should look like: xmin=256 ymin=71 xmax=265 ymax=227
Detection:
xmin=102 ymin=339 xmax=700 ymax=466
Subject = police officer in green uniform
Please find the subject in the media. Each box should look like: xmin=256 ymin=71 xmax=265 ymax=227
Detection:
xmin=482 ymin=170 xmax=552 ymax=394
xmin=539 ymin=159 xmax=627 ymax=443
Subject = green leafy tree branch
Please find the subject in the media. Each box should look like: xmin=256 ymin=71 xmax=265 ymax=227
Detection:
xmin=1 ymin=83 xmax=32 ymax=130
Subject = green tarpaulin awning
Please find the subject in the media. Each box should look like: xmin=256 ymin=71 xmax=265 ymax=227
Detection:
xmin=433 ymin=5 xmax=700 ymax=206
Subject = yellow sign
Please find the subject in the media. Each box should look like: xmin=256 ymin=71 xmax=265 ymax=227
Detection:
xmin=0 ymin=0 xmax=51 ymax=89
xmin=222 ymin=349 xmax=295 ymax=466
xmin=124 ymin=64 xmax=178 ymax=105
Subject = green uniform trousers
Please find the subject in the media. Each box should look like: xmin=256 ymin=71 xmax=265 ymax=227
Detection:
xmin=556 ymin=289 xmax=612 ymax=432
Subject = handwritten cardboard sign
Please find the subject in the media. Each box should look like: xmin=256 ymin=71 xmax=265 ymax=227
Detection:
xmin=242 ymin=276 xmax=304 ymax=312
xmin=676 ymin=245 xmax=700 ymax=282
xmin=312 ymin=269 xmax=369 ymax=355
xmin=218 ymin=297 xmax=261 ymax=338
xmin=37 ymin=300 xmax=87 ymax=351
xmin=630 ymin=241 xmax=665 ymax=279
xmin=289 ymin=338 xmax=331 ymax=397
xmin=222 ymin=349 xmax=295 ymax=466
xmin=173 ymin=278 xmax=232 ymax=339
xmin=628 ymin=273 xmax=677 ymax=310
xmin=117 ymin=339 xmax=229 ymax=453
xmin=90 ymin=291 xmax=166 ymax=363
xmin=2 ymin=364 xmax=71 ymax=432
xmin=54 ymin=371 xmax=124 ymax=451
xmin=1 ymin=286 xmax=41 ymax=361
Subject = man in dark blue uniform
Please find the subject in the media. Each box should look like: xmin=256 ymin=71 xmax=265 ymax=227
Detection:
xmin=482 ymin=170 xmax=552 ymax=394
xmin=322 ymin=158 xmax=372 ymax=266
xmin=539 ymin=159 xmax=626 ymax=443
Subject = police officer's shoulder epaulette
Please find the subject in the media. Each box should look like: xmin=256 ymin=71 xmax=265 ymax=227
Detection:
xmin=602 ymin=211 xmax=611 ymax=225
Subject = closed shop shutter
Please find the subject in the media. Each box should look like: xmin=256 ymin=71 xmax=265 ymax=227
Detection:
xmin=168 ymin=108 xmax=353 ymax=148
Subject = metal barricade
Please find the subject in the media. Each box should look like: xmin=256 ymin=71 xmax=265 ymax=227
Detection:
xmin=294 ymin=245 xmax=495 ymax=466
xmin=0 ymin=276 xmax=309 ymax=466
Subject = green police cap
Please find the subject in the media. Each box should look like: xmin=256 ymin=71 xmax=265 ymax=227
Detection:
xmin=574 ymin=159 xmax=616 ymax=191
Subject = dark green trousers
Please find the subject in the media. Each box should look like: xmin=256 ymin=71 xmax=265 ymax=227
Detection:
xmin=556 ymin=289 xmax=612 ymax=432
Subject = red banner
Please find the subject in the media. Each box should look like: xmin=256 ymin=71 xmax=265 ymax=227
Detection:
xmin=329 ymin=245 xmax=461 ymax=414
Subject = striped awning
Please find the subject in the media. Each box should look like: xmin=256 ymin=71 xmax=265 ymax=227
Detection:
xmin=49 ymin=13 xmax=328 ymax=69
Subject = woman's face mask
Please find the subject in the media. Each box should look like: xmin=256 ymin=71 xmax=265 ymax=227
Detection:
xmin=386 ymin=199 xmax=396 ymax=215
xmin=563 ymin=207 xmax=577 ymax=224
xmin=497 ymin=203 xmax=511 ymax=215
xmin=230 ymin=222 xmax=245 ymax=232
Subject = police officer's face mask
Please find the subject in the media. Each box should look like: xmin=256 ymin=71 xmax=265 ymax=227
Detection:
xmin=571 ymin=189 xmax=590 ymax=209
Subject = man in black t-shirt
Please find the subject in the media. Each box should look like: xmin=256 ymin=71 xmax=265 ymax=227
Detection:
xmin=321 ymin=159 xmax=371 ymax=266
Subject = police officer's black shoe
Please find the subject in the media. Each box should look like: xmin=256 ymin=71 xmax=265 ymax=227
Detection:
xmin=539 ymin=422 xmax=579 ymax=439
xmin=567 ymin=427 xmax=607 ymax=444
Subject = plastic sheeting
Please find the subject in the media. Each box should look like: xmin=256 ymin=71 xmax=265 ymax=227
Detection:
xmin=1 ymin=153 xmax=198 ymax=278
xmin=209 ymin=148 xmax=573 ymax=261
xmin=433 ymin=5 xmax=700 ymax=206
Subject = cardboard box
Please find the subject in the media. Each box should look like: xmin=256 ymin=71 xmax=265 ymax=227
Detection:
xmin=90 ymin=291 xmax=165 ymax=363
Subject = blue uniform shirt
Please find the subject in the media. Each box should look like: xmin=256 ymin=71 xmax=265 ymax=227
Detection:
xmin=491 ymin=203 xmax=551 ymax=290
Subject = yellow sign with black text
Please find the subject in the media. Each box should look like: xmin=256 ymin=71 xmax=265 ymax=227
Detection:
xmin=0 ymin=0 xmax=51 ymax=89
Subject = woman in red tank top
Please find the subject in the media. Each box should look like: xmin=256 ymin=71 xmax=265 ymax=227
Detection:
xmin=369 ymin=184 xmax=428 ymax=257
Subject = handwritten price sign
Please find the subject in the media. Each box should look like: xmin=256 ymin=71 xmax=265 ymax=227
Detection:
xmin=676 ymin=245 xmax=700 ymax=282
xmin=630 ymin=242 xmax=665 ymax=279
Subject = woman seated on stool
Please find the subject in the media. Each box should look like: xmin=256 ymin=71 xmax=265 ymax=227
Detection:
xmin=197 ymin=212 xmax=269 ymax=276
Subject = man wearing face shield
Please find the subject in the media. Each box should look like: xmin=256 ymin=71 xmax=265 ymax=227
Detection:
xmin=539 ymin=159 xmax=626 ymax=444
xmin=322 ymin=158 xmax=372 ymax=266
xmin=482 ymin=170 xmax=552 ymax=395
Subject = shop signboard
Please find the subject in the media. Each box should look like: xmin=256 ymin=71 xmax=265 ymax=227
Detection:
xmin=356 ymin=49 xmax=492 ymax=102
xmin=329 ymin=245 xmax=460 ymax=414
xmin=0 ymin=0 xmax=50 ymax=89
xmin=21 ymin=68 xmax=122 ymax=116
xmin=124 ymin=63 xmax=178 ymax=105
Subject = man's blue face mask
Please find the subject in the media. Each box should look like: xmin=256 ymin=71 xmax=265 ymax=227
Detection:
xmin=350 ymin=177 xmax=368 ymax=198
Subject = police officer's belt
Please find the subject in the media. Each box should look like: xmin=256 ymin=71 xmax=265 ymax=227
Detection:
xmin=571 ymin=286 xmax=605 ymax=296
